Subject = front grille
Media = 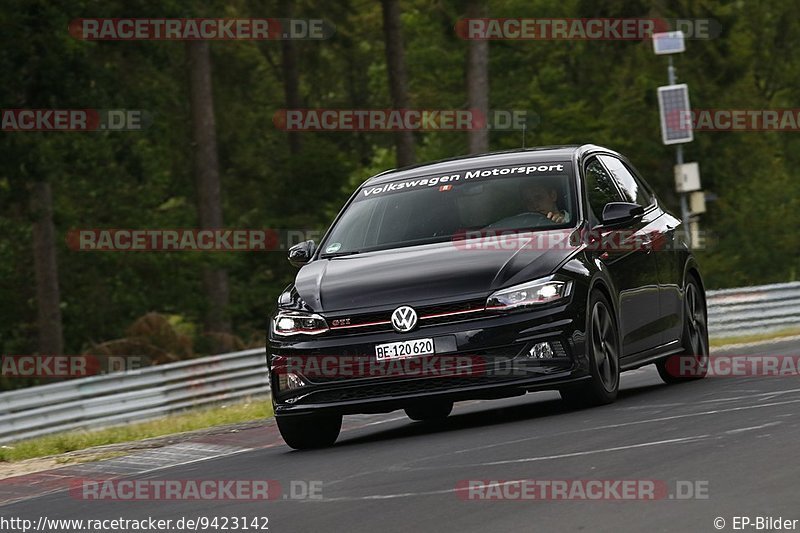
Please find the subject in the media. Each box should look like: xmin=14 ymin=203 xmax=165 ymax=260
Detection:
xmin=327 ymin=298 xmax=489 ymax=336
xmin=275 ymin=339 xmax=573 ymax=404
xmin=302 ymin=375 xmax=528 ymax=404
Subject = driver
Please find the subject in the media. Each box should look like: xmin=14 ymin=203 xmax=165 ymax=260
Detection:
xmin=520 ymin=180 xmax=570 ymax=223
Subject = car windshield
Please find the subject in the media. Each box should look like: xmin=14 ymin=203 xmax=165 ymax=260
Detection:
xmin=320 ymin=161 xmax=575 ymax=256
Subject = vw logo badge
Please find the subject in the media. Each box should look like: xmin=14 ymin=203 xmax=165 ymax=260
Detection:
xmin=391 ymin=306 xmax=418 ymax=333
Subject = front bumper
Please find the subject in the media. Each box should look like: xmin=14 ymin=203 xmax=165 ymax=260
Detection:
xmin=268 ymin=301 xmax=589 ymax=416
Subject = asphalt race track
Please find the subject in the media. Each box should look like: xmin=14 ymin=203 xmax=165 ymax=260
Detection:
xmin=3 ymin=338 xmax=800 ymax=533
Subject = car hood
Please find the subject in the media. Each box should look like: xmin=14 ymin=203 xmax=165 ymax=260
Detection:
xmin=292 ymin=231 xmax=580 ymax=312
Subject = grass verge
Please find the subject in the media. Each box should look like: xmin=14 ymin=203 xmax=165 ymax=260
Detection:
xmin=0 ymin=398 xmax=273 ymax=463
xmin=710 ymin=326 xmax=800 ymax=348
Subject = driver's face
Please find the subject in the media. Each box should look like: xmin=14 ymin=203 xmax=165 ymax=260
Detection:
xmin=523 ymin=186 xmax=558 ymax=213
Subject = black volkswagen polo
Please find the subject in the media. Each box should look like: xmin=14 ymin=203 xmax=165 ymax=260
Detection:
xmin=268 ymin=144 xmax=709 ymax=449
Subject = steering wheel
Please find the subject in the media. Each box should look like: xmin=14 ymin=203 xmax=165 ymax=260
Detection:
xmin=484 ymin=211 xmax=551 ymax=230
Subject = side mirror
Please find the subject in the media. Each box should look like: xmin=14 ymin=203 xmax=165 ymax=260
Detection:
xmin=288 ymin=240 xmax=316 ymax=267
xmin=601 ymin=202 xmax=644 ymax=226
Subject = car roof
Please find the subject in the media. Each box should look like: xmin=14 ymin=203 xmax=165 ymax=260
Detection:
xmin=362 ymin=144 xmax=613 ymax=186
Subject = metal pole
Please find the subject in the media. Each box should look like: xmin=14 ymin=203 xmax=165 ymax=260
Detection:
xmin=669 ymin=56 xmax=692 ymax=247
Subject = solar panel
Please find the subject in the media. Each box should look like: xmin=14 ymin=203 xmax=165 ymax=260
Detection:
xmin=653 ymin=31 xmax=685 ymax=55
xmin=657 ymin=84 xmax=693 ymax=144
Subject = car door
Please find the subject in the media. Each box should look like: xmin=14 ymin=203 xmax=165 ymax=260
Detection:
xmin=585 ymin=156 xmax=662 ymax=357
xmin=604 ymin=157 xmax=685 ymax=345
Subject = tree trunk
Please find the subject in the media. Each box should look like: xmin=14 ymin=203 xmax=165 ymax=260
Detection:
xmin=187 ymin=40 xmax=232 ymax=351
xmin=467 ymin=0 xmax=489 ymax=154
xmin=280 ymin=0 xmax=303 ymax=156
xmin=380 ymin=0 xmax=415 ymax=167
xmin=30 ymin=180 xmax=64 ymax=355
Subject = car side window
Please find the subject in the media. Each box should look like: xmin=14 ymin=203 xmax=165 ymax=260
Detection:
xmin=598 ymin=155 xmax=654 ymax=208
xmin=584 ymin=157 xmax=624 ymax=222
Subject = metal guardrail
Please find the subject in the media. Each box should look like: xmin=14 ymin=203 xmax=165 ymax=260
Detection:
xmin=0 ymin=282 xmax=797 ymax=444
xmin=706 ymin=281 xmax=800 ymax=339
xmin=0 ymin=348 xmax=269 ymax=444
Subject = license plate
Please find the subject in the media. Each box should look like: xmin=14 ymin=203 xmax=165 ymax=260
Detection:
xmin=375 ymin=338 xmax=435 ymax=361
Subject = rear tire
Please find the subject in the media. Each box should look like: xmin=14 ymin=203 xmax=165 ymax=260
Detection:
xmin=560 ymin=290 xmax=620 ymax=408
xmin=656 ymin=276 xmax=709 ymax=383
xmin=276 ymin=413 xmax=342 ymax=450
xmin=404 ymin=400 xmax=453 ymax=422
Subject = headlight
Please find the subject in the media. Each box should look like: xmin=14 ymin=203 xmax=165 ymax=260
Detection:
xmin=486 ymin=276 xmax=572 ymax=311
xmin=273 ymin=311 xmax=329 ymax=336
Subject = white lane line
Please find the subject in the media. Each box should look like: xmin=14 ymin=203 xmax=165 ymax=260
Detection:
xmin=701 ymin=388 xmax=800 ymax=402
xmin=757 ymin=394 xmax=783 ymax=402
xmin=133 ymin=447 xmax=256 ymax=476
xmin=333 ymin=432 xmax=712 ymax=486
xmin=327 ymin=392 xmax=800 ymax=486
xmin=105 ymin=458 xmax=157 ymax=465
xmin=454 ymin=435 xmax=709 ymax=468
xmin=443 ymin=395 xmax=800 ymax=458
xmin=667 ymin=388 xmax=800 ymax=406
xmin=617 ymin=403 xmax=687 ymax=410
xmin=351 ymin=415 xmax=408 ymax=429
xmin=620 ymin=387 xmax=800 ymax=410
xmin=725 ymin=422 xmax=782 ymax=434
xmin=296 ymin=486 xmax=462 ymax=502
xmin=590 ymin=397 xmax=800 ymax=431
xmin=313 ymin=385 xmax=800 ymax=493
xmin=616 ymin=392 xmax=793 ymax=410
xmin=293 ymin=436 xmax=709 ymax=503
xmin=338 ymin=385 xmax=800 ymax=462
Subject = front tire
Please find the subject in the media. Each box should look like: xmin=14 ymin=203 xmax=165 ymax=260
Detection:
xmin=560 ymin=290 xmax=620 ymax=408
xmin=656 ymin=276 xmax=709 ymax=383
xmin=276 ymin=413 xmax=342 ymax=450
